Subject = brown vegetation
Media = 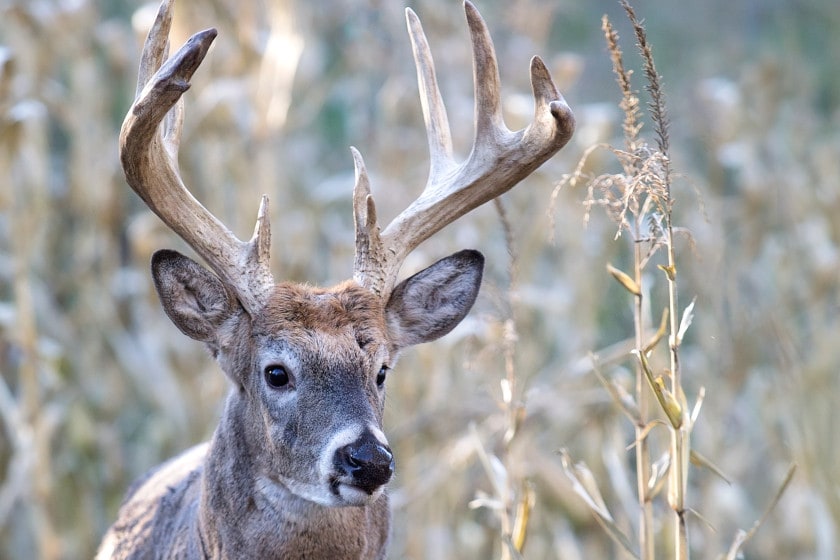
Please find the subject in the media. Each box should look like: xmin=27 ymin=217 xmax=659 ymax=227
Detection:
xmin=1 ymin=0 xmax=838 ymax=558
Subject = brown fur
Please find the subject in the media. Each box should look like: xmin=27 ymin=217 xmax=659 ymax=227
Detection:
xmin=97 ymin=250 xmax=483 ymax=559
xmin=256 ymin=282 xmax=386 ymax=347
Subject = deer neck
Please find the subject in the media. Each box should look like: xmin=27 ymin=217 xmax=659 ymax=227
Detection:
xmin=199 ymin=390 xmax=391 ymax=559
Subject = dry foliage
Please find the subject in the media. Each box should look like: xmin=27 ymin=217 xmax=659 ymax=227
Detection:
xmin=0 ymin=0 xmax=838 ymax=558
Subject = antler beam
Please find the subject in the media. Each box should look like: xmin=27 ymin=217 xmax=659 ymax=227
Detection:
xmin=353 ymin=1 xmax=575 ymax=299
xmin=121 ymin=0 xmax=273 ymax=314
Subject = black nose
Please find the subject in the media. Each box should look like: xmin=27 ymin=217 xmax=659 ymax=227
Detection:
xmin=335 ymin=431 xmax=395 ymax=494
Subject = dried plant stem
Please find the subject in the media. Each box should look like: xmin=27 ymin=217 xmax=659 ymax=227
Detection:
xmin=9 ymin=159 xmax=61 ymax=560
xmin=665 ymin=222 xmax=689 ymax=560
xmin=604 ymin=12 xmax=655 ymax=559
xmin=723 ymin=464 xmax=797 ymax=559
xmin=494 ymin=197 xmax=530 ymax=560
xmin=14 ymin=274 xmax=60 ymax=560
xmin=619 ymin=1 xmax=689 ymax=556
xmin=633 ymin=236 xmax=655 ymax=560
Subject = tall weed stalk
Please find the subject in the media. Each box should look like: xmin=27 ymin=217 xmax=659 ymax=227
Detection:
xmin=556 ymin=1 xmax=701 ymax=557
xmin=470 ymin=198 xmax=532 ymax=560
xmin=555 ymin=2 xmax=795 ymax=558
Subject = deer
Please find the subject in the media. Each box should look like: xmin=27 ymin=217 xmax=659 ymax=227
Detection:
xmin=97 ymin=0 xmax=574 ymax=557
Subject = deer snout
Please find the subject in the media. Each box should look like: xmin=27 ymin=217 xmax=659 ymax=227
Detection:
xmin=335 ymin=431 xmax=395 ymax=494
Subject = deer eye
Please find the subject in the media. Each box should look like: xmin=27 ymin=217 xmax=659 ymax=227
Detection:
xmin=376 ymin=365 xmax=389 ymax=387
xmin=264 ymin=365 xmax=290 ymax=388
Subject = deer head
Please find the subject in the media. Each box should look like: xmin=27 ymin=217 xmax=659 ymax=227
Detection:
xmin=120 ymin=0 xmax=573 ymax=513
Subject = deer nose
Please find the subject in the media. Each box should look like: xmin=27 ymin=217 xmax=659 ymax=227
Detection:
xmin=336 ymin=432 xmax=395 ymax=494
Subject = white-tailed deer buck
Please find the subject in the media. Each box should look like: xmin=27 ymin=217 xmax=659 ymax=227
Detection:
xmin=97 ymin=0 xmax=574 ymax=557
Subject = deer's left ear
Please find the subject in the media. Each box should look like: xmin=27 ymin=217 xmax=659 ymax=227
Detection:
xmin=385 ymin=249 xmax=484 ymax=349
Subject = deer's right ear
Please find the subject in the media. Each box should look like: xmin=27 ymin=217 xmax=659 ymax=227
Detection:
xmin=151 ymin=249 xmax=239 ymax=343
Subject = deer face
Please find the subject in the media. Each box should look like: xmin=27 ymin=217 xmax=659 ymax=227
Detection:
xmin=151 ymin=248 xmax=483 ymax=507
xmin=246 ymin=283 xmax=394 ymax=507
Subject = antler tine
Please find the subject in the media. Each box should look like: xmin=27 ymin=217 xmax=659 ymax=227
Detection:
xmin=136 ymin=0 xmax=173 ymax=98
xmin=405 ymin=7 xmax=455 ymax=178
xmin=464 ymin=1 xmax=506 ymax=145
xmin=122 ymin=0 xmax=273 ymax=315
xmin=351 ymin=147 xmax=385 ymax=291
xmin=353 ymin=0 xmax=575 ymax=300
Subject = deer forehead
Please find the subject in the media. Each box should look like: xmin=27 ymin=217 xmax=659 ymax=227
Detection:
xmin=251 ymin=282 xmax=388 ymax=350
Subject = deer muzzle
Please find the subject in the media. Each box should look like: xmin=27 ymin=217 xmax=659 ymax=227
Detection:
xmin=333 ymin=429 xmax=395 ymax=497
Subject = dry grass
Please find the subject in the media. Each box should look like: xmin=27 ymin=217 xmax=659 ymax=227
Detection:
xmin=0 ymin=0 xmax=838 ymax=558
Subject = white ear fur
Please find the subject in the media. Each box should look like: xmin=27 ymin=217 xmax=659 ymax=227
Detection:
xmin=385 ymin=250 xmax=484 ymax=349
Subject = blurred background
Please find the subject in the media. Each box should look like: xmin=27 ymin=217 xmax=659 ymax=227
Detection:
xmin=1 ymin=0 xmax=838 ymax=558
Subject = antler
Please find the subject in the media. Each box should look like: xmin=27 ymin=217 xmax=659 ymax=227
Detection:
xmin=121 ymin=0 xmax=273 ymax=315
xmin=353 ymin=1 xmax=575 ymax=299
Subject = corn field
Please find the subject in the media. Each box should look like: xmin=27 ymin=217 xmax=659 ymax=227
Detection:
xmin=1 ymin=0 xmax=838 ymax=558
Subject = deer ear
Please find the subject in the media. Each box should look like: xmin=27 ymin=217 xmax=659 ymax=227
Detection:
xmin=385 ymin=249 xmax=484 ymax=349
xmin=151 ymin=249 xmax=239 ymax=343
